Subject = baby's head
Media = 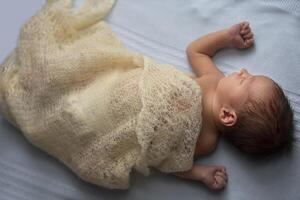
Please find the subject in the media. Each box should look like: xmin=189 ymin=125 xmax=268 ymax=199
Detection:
xmin=212 ymin=68 xmax=295 ymax=155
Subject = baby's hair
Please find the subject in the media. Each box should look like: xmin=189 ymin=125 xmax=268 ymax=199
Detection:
xmin=220 ymin=81 xmax=296 ymax=155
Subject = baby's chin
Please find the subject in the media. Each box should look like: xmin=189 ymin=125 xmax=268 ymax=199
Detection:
xmin=219 ymin=75 xmax=231 ymax=84
xmin=215 ymin=76 xmax=227 ymax=91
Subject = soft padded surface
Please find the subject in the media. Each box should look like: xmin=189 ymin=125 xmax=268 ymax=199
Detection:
xmin=0 ymin=0 xmax=299 ymax=199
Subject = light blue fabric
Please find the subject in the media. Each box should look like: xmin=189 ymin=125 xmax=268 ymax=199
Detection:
xmin=0 ymin=0 xmax=299 ymax=199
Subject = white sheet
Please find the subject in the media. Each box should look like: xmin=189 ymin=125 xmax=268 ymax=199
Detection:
xmin=0 ymin=0 xmax=299 ymax=199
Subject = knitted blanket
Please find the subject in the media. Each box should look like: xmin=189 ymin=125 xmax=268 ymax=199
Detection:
xmin=0 ymin=0 xmax=202 ymax=189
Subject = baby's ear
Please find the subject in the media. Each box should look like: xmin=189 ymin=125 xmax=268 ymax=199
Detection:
xmin=219 ymin=107 xmax=237 ymax=127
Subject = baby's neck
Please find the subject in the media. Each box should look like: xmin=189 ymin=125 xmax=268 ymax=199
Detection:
xmin=201 ymin=90 xmax=218 ymax=134
xmin=193 ymin=77 xmax=222 ymax=157
xmin=195 ymin=78 xmax=219 ymax=135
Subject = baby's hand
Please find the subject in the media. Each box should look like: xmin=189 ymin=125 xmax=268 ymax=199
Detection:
xmin=197 ymin=165 xmax=228 ymax=190
xmin=228 ymin=21 xmax=254 ymax=49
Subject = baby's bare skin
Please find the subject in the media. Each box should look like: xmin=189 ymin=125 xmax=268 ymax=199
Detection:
xmin=228 ymin=21 xmax=254 ymax=49
xmin=174 ymin=21 xmax=254 ymax=190
xmin=174 ymin=164 xmax=227 ymax=190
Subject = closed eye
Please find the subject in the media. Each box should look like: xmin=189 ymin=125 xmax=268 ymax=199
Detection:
xmin=240 ymin=76 xmax=248 ymax=84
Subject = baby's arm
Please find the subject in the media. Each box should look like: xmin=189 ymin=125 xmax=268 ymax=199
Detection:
xmin=186 ymin=22 xmax=254 ymax=78
xmin=173 ymin=164 xmax=228 ymax=190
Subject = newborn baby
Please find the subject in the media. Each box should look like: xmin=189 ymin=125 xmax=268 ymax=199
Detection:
xmin=175 ymin=22 xmax=294 ymax=190
xmin=0 ymin=0 xmax=294 ymax=191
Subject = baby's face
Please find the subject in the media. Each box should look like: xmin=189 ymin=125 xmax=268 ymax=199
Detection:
xmin=215 ymin=68 xmax=274 ymax=109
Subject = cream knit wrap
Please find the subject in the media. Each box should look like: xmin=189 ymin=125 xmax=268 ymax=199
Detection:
xmin=0 ymin=0 xmax=202 ymax=189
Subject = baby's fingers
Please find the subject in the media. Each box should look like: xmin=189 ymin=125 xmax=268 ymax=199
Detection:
xmin=213 ymin=175 xmax=226 ymax=189
xmin=241 ymin=21 xmax=250 ymax=30
xmin=245 ymin=38 xmax=254 ymax=47
xmin=241 ymin=27 xmax=251 ymax=35
xmin=242 ymin=21 xmax=250 ymax=27
xmin=243 ymin=32 xmax=253 ymax=39
xmin=216 ymin=171 xmax=227 ymax=182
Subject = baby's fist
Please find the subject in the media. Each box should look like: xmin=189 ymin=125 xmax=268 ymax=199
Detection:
xmin=212 ymin=169 xmax=228 ymax=190
xmin=199 ymin=165 xmax=228 ymax=190
xmin=228 ymin=21 xmax=254 ymax=49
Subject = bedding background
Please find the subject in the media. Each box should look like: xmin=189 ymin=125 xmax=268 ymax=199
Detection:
xmin=0 ymin=0 xmax=299 ymax=199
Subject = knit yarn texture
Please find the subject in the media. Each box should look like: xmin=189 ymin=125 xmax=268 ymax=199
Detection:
xmin=0 ymin=0 xmax=202 ymax=189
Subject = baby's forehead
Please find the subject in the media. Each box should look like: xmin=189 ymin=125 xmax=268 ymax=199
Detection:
xmin=255 ymin=75 xmax=274 ymax=86
xmin=249 ymin=75 xmax=274 ymax=100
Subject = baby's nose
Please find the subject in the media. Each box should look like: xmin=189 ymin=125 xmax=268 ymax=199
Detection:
xmin=240 ymin=68 xmax=251 ymax=77
xmin=240 ymin=68 xmax=248 ymax=74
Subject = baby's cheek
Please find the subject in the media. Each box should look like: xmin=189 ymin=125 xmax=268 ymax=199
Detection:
xmin=219 ymin=81 xmax=235 ymax=98
xmin=232 ymin=89 xmax=248 ymax=108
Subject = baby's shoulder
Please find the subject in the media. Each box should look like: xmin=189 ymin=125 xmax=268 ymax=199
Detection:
xmin=194 ymin=129 xmax=219 ymax=158
xmin=193 ymin=74 xmax=222 ymax=91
